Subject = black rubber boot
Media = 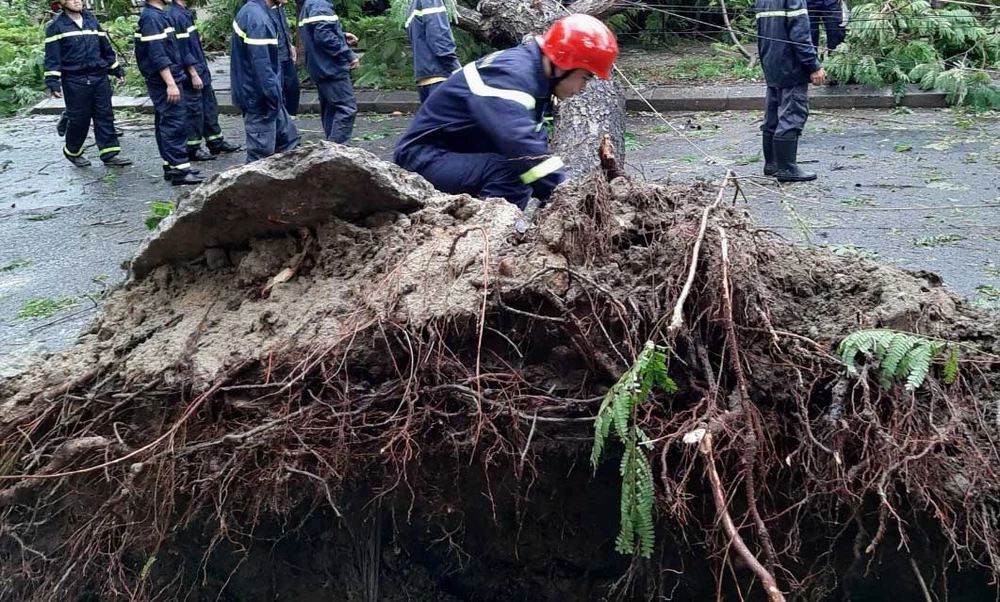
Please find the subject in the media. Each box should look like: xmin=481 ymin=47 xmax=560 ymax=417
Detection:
xmin=762 ymin=132 xmax=776 ymax=177
xmin=103 ymin=155 xmax=133 ymax=167
xmin=209 ymin=140 xmax=242 ymax=155
xmin=773 ymin=133 xmax=816 ymax=183
xmin=65 ymin=153 xmax=91 ymax=167
xmin=189 ymin=148 xmax=217 ymax=162
xmin=163 ymin=168 xmax=201 ymax=182
xmin=170 ymin=171 xmax=204 ymax=186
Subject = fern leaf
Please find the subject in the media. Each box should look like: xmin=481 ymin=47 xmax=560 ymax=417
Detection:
xmin=943 ymin=345 xmax=959 ymax=385
xmin=881 ymin=333 xmax=918 ymax=384
xmin=904 ymin=344 xmax=933 ymax=391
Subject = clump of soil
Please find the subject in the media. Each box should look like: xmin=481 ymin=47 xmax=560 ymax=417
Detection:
xmin=1 ymin=147 xmax=999 ymax=602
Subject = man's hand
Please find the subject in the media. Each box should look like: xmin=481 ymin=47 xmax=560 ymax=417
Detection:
xmin=51 ymin=89 xmax=62 ymax=98
xmin=167 ymin=83 xmax=181 ymax=104
xmin=117 ymin=75 xmax=126 ymax=86
xmin=349 ymin=57 xmax=359 ymax=69
xmin=345 ymin=32 xmax=358 ymax=45
xmin=191 ymin=72 xmax=204 ymax=90
xmin=810 ymin=68 xmax=826 ymax=85
xmin=290 ymin=45 xmax=297 ymax=62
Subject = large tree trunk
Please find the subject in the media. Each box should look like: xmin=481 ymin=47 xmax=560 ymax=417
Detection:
xmin=456 ymin=0 xmax=627 ymax=174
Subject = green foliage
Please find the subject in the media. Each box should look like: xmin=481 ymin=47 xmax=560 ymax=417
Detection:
xmin=592 ymin=341 xmax=676 ymax=558
xmin=0 ymin=259 xmax=30 ymax=272
xmin=145 ymin=201 xmax=175 ymax=230
xmin=0 ymin=3 xmax=45 ymax=116
xmin=825 ymin=0 xmax=1000 ymax=108
xmin=17 ymin=296 xmax=77 ymax=319
xmin=837 ymin=329 xmax=958 ymax=390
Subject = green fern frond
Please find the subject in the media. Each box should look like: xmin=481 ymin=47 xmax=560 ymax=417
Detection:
xmin=837 ymin=329 xmax=957 ymax=391
xmin=591 ymin=340 xmax=673 ymax=558
xmin=943 ymin=346 xmax=959 ymax=384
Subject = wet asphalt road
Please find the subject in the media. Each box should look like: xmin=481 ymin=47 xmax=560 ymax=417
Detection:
xmin=1 ymin=107 xmax=998 ymax=367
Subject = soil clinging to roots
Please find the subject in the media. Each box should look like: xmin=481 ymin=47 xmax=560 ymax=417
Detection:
xmin=2 ymin=145 xmax=1000 ymax=602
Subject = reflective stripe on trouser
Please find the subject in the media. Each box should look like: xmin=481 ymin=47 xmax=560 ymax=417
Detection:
xmin=282 ymin=58 xmax=300 ymax=116
xmin=184 ymin=80 xmax=227 ymax=152
xmin=147 ymin=80 xmax=190 ymax=175
xmin=417 ymin=80 xmax=445 ymax=104
xmin=761 ymin=84 xmax=809 ymax=138
xmin=62 ymin=74 xmax=121 ymax=161
xmin=243 ymin=106 xmax=298 ymax=163
xmin=396 ymin=145 xmax=532 ymax=209
xmin=317 ymin=75 xmax=357 ymax=144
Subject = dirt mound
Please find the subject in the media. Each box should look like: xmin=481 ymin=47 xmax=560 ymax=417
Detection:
xmin=2 ymin=146 xmax=999 ymax=602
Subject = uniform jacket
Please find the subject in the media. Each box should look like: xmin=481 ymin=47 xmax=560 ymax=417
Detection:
xmin=404 ymin=0 xmax=461 ymax=82
xmin=394 ymin=41 xmax=566 ymax=200
xmin=755 ymin=0 xmax=821 ymax=87
xmin=43 ymin=10 xmax=122 ymax=93
xmin=230 ymin=0 xmax=283 ymax=114
xmin=297 ymin=0 xmax=355 ymax=81
xmin=168 ymin=2 xmax=210 ymax=80
xmin=271 ymin=4 xmax=293 ymax=63
xmin=135 ymin=3 xmax=188 ymax=85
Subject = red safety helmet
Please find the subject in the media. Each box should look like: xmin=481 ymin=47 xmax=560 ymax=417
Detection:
xmin=539 ymin=14 xmax=618 ymax=80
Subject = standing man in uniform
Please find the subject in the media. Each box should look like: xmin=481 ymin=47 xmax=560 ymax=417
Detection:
xmin=135 ymin=0 xmax=203 ymax=185
xmin=168 ymin=0 xmax=242 ymax=161
xmin=231 ymin=0 xmax=299 ymax=162
xmin=298 ymin=0 xmax=359 ymax=144
xmin=404 ymin=0 xmax=461 ymax=103
xmin=807 ymin=0 xmax=847 ymax=54
xmin=43 ymin=0 xmax=132 ymax=168
xmin=272 ymin=0 xmax=300 ymax=116
xmin=392 ymin=14 xmax=618 ymax=210
xmin=756 ymin=0 xmax=825 ymax=182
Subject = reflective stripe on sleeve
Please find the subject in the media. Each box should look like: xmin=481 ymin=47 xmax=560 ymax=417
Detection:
xmin=462 ymin=62 xmax=535 ymax=110
xmin=232 ymin=21 xmax=278 ymax=45
xmin=404 ymin=5 xmax=446 ymax=28
xmin=298 ymin=14 xmax=339 ymax=26
xmin=45 ymin=29 xmax=108 ymax=43
xmin=520 ymin=156 xmax=564 ymax=184
xmin=755 ymin=8 xmax=808 ymax=18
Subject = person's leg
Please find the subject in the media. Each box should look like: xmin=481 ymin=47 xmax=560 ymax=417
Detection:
xmin=274 ymin=104 xmax=299 ymax=154
xmin=92 ymin=76 xmax=129 ymax=165
xmin=761 ymin=85 xmax=779 ymax=176
xmin=201 ymin=81 xmax=241 ymax=154
xmin=62 ymin=76 xmax=93 ymax=166
xmin=317 ymin=76 xmax=357 ymax=144
xmin=282 ymin=58 xmax=300 ymax=116
xmin=402 ymin=146 xmax=531 ymax=207
xmin=244 ymin=111 xmax=278 ymax=163
xmin=773 ymin=84 xmax=815 ymax=183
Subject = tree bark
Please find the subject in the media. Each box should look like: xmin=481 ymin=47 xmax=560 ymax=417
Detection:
xmin=455 ymin=0 xmax=627 ymax=173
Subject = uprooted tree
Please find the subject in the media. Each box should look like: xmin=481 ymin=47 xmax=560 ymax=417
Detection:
xmin=2 ymin=134 xmax=1000 ymax=601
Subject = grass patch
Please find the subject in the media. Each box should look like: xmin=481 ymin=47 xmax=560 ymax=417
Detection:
xmin=17 ymin=296 xmax=77 ymax=319
xmin=624 ymin=131 xmax=648 ymax=151
xmin=0 ymin=259 xmax=29 ymax=272
xmin=26 ymin=211 xmax=58 ymax=222
xmin=658 ymin=54 xmax=763 ymax=81
xmin=894 ymin=142 xmax=913 ymax=152
xmin=913 ymin=233 xmax=963 ymax=247
xmin=352 ymin=131 xmax=389 ymax=141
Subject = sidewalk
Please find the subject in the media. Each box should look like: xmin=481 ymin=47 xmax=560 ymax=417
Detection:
xmin=29 ymin=55 xmax=950 ymax=115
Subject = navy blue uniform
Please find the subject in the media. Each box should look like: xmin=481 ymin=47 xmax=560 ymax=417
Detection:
xmin=807 ymin=0 xmax=846 ymax=51
xmin=135 ymin=3 xmax=193 ymax=176
xmin=404 ymin=0 xmax=461 ymax=103
xmin=393 ymin=41 xmax=565 ymax=209
xmin=168 ymin=2 xmax=235 ymax=156
xmin=43 ymin=10 xmax=124 ymax=162
xmin=231 ymin=0 xmax=298 ymax=162
xmin=272 ymin=3 xmax=300 ymax=115
xmin=755 ymin=0 xmax=821 ymax=137
xmin=298 ymin=0 xmax=357 ymax=143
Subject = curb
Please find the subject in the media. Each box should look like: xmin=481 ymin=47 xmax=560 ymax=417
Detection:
xmin=29 ymin=83 xmax=948 ymax=116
